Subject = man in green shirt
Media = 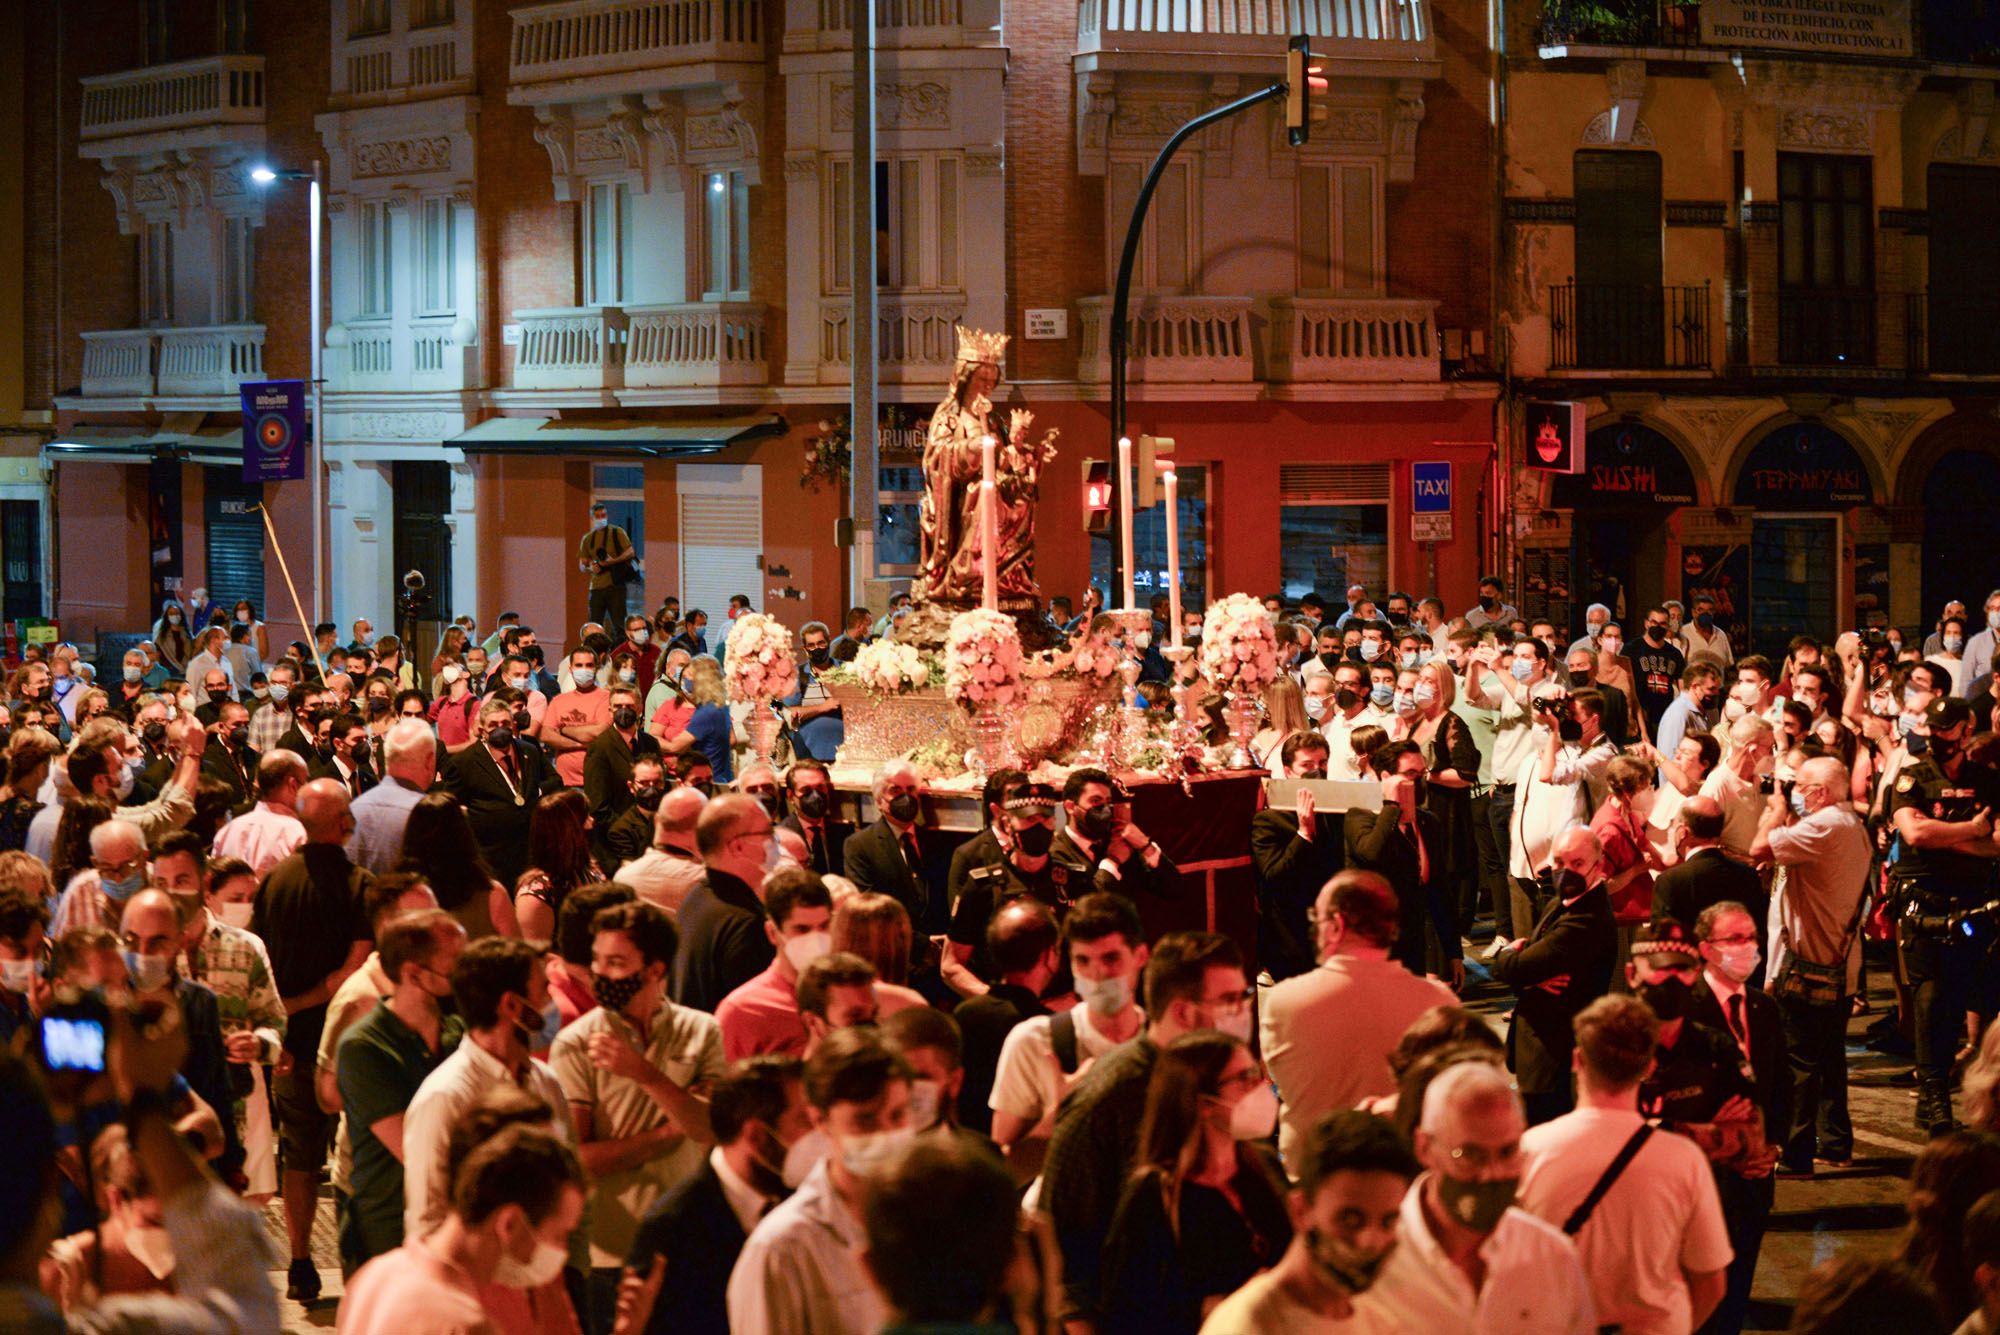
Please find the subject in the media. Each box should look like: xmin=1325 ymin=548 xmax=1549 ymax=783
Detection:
xmin=334 ymin=908 xmax=466 ymax=1268
xmin=579 ymin=501 xmax=637 ymax=628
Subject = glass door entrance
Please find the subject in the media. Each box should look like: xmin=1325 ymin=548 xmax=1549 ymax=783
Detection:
xmin=1748 ymin=516 xmax=1838 ymax=661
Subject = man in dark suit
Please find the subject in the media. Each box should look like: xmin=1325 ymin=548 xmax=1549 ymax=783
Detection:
xmin=1652 ymin=796 xmax=1768 ymax=950
xmin=583 ymin=682 xmax=662 ymax=870
xmin=624 ymin=1056 xmax=806 ymax=1335
xmin=1253 ymin=732 xmax=1345 ymax=983
xmin=843 ymin=760 xmax=936 ymax=931
xmin=1689 ymin=899 xmax=1792 ymax=1335
xmin=273 ymin=682 xmax=326 ymax=767
xmin=674 ymin=794 xmax=778 ymax=1012
xmin=945 ymin=769 xmax=1027 ymax=914
xmin=780 ymin=759 xmax=854 ymax=881
xmin=200 ymin=699 xmax=259 ymax=816
xmin=1344 ymin=740 xmax=1458 ymax=984
xmin=1048 ymin=767 xmax=1182 ymax=908
xmin=441 ymin=698 xmax=548 ymax=888
xmin=307 ymin=710 xmax=377 ymax=800
xmin=603 ymin=755 xmax=668 ymax=872
xmin=1489 ymin=824 xmax=1618 ymax=1124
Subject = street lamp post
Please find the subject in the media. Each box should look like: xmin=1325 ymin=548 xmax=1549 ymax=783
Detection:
xmin=250 ymin=163 xmax=325 ymax=627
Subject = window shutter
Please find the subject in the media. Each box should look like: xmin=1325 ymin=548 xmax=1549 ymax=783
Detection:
xmin=203 ymin=471 xmax=265 ymax=613
xmin=1279 ymin=463 xmax=1390 ymax=505
xmin=678 ymin=483 xmax=762 ymax=620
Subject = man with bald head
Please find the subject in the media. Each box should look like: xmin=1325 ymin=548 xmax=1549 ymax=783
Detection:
xmin=1490 ymin=825 xmax=1618 ymax=1123
xmin=212 ymin=749 xmax=309 ymax=877
xmin=253 ymin=775 xmax=376 ymax=1301
xmin=121 ymin=888 xmax=236 ymax=1171
xmin=1754 ymin=754 xmax=1870 ymax=1161
xmin=672 ymin=793 xmax=780 ymax=1011
xmin=617 ymin=784 xmax=710 ymax=915
xmin=347 ymin=717 xmax=439 ymax=874
xmin=1652 ymin=794 xmax=1766 ymax=939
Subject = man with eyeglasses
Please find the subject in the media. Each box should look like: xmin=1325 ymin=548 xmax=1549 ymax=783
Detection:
xmin=675 ymin=795 xmax=782 ymax=1014
xmin=1039 ymin=930 xmax=1248 ymax=1330
xmin=1357 ymin=1060 xmax=1595 ymax=1333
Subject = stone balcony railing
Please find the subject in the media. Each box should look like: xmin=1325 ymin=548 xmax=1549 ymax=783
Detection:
xmin=1078 ymin=295 xmax=1442 ymax=383
xmin=818 ymin=295 xmax=965 ymax=383
xmin=327 ymin=316 xmax=479 ymax=391
xmin=626 ymin=303 xmax=769 ymax=387
xmin=512 ymin=303 xmax=770 ymax=389
xmin=79 ymin=325 xmax=266 ymax=398
xmin=1078 ymin=0 xmax=1432 ymax=65
xmin=79 ymin=55 xmax=266 ymax=154
xmin=1077 ymin=295 xmax=1258 ymax=383
xmin=508 ymin=0 xmax=764 ymax=101
xmin=1268 ymin=296 xmax=1439 ymax=381
xmin=785 ymin=0 xmax=1001 ymax=49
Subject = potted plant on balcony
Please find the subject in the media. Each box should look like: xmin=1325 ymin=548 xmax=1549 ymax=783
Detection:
xmin=800 ymin=417 xmax=852 ymax=492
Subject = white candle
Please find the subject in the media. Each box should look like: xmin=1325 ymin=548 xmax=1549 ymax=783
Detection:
xmin=1117 ymin=435 xmax=1135 ymax=609
xmin=981 ymin=434 xmax=998 ymax=611
xmin=1163 ymin=467 xmax=1181 ymax=653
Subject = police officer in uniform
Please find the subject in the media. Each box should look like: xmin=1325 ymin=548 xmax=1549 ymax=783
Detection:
xmin=946 ymin=784 xmax=1087 ymax=979
xmin=1890 ymin=695 xmax=2000 ymax=1134
xmin=945 ymin=768 xmax=1028 ymax=916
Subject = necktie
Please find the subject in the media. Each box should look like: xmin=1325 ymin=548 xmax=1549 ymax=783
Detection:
xmin=903 ymin=833 xmax=921 ymax=875
xmin=807 ymin=827 xmax=825 ymax=873
xmin=1727 ymin=993 xmax=1751 ymax=1061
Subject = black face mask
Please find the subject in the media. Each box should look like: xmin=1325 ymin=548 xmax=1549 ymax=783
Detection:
xmin=226 ymin=725 xmax=250 ymax=750
xmin=1319 ymin=651 xmax=1343 ymax=672
xmin=316 ymin=741 xmax=336 ymax=762
xmin=612 ymin=706 xmax=639 ymax=731
xmin=1645 ymin=625 xmax=1666 ymax=643
xmin=633 ymin=784 xmax=665 ymax=813
xmin=1478 ymin=596 xmax=1497 ymax=612
xmin=1553 ymin=867 xmax=1590 ymax=900
xmin=1933 ymin=733 xmax=1964 ymax=764
xmin=1568 ymin=668 xmax=1592 ymax=688
xmin=795 ymin=787 xmax=830 ymax=820
xmin=1557 ymin=717 xmax=1583 ymax=743
xmin=367 ymin=696 xmax=392 ymax=716
xmin=1014 ymin=822 xmax=1055 ymax=858
xmin=513 ymin=709 xmax=533 ymax=733
xmin=886 ymin=792 xmax=919 ymax=823
xmin=809 ymin=648 xmax=833 ymax=668
xmin=1076 ymin=805 xmax=1115 ymax=841
xmin=488 ymin=725 xmax=515 ymax=750
xmin=1637 ymin=974 xmax=1691 ymax=1022
xmin=1334 ymin=687 xmax=1360 ymax=712
xmin=141 ymin=721 xmax=167 ymax=748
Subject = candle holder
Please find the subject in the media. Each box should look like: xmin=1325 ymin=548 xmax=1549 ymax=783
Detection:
xmin=747 ymin=701 xmax=782 ymax=768
xmin=965 ymin=697 xmax=1015 ymax=778
xmin=1101 ymin=608 xmax=1154 ymax=769
xmin=1221 ymin=690 xmax=1262 ymax=771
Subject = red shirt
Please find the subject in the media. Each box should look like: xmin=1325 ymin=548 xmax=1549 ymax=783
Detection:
xmin=542 ymin=687 xmax=612 ymax=787
xmin=1590 ymin=800 xmax=1654 ymax=924
xmin=615 ymin=640 xmax=662 ymax=697
xmin=716 ymin=962 xmax=807 ymax=1062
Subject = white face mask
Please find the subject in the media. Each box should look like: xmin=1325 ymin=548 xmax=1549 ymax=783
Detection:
xmin=1226 ymin=1081 xmax=1280 ymax=1140
xmin=630 ymin=628 xmax=649 ymax=645
xmin=217 ymin=901 xmax=255 ymax=930
xmin=782 ymin=1127 xmax=828 ymax=1187
xmin=1074 ymin=972 xmax=1132 ymax=1018
xmin=0 ymin=957 xmax=36 ymax=993
xmin=491 ymin=1229 xmax=568 ymax=1291
xmin=782 ymin=930 xmax=833 ymax=973
xmin=1714 ymin=943 xmax=1761 ymax=985
xmin=838 ymin=1124 xmax=915 ymax=1179
xmin=907 ymin=1079 xmax=943 ymax=1128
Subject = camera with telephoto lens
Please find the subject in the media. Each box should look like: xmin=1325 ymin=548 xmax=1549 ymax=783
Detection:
xmin=1902 ymin=895 xmax=2000 ymax=939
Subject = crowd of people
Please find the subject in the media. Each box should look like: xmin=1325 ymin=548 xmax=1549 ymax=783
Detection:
xmin=5 ymin=573 xmax=2000 ymax=1334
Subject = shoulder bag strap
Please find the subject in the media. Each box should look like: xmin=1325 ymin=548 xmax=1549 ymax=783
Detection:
xmin=1562 ymin=1125 xmax=1655 ymax=1235
xmin=1050 ymin=1008 xmax=1081 ymax=1076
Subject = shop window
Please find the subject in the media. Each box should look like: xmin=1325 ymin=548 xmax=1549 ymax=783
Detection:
xmin=1296 ymin=162 xmax=1379 ymax=294
xmin=393 ymin=461 xmax=453 ymax=626
xmin=1091 ymin=465 xmax=1209 ymax=612
xmin=701 ymin=171 xmax=751 ymax=301
xmin=1278 ymin=462 xmax=1390 ymax=602
xmin=593 ymin=464 xmax=647 ymax=612
xmin=585 ymin=181 xmax=634 ymax=307
xmin=1778 ymin=153 xmax=1873 ymax=365
xmin=877 ymin=459 xmax=923 ymax=575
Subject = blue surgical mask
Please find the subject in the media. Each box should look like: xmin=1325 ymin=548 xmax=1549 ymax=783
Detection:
xmin=1369 ymin=684 xmax=1394 ymax=708
xmin=1510 ymin=659 xmax=1534 ymax=682
xmin=1399 ymin=652 xmax=1419 ymax=670
xmin=269 ymin=682 xmax=290 ymax=704
xmin=1788 ymin=787 xmax=1808 ymax=817
xmin=1305 ymin=695 xmax=1328 ymax=722
xmin=122 ymin=950 xmax=172 ymax=992
xmin=102 ymin=867 xmax=146 ymax=901
xmin=573 ymin=667 xmax=597 ymax=689
xmin=1988 ymin=610 xmax=2000 ymax=633
xmin=1413 ymin=682 xmax=1438 ymax=707
xmin=1946 ymin=635 xmax=1965 ymax=654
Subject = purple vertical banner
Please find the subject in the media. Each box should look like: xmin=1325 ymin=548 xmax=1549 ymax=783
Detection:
xmin=241 ymin=379 xmax=307 ymax=483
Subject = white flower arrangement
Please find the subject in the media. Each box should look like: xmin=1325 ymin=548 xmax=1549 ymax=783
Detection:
xmin=945 ymin=609 xmax=1024 ymax=709
xmin=1200 ymin=592 xmax=1281 ymax=695
xmin=724 ymin=613 xmax=799 ymax=704
xmin=851 ymin=639 xmax=930 ymax=695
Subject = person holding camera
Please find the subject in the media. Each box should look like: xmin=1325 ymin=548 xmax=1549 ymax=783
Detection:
xmin=1886 ymin=696 xmax=2000 ymax=1135
xmin=579 ymin=501 xmax=638 ymax=629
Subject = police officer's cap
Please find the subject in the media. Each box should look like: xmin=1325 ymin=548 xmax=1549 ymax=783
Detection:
xmin=1631 ymin=917 xmax=1702 ymax=966
xmin=1004 ymin=783 xmax=1060 ymax=815
xmin=1927 ymin=696 xmax=1975 ymax=734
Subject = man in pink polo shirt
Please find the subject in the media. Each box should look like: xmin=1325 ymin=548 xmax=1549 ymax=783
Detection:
xmin=537 ymin=644 xmax=612 ymax=788
xmin=716 ymin=867 xmax=834 ymax=1060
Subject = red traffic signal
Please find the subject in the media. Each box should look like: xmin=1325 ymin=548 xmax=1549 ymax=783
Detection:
xmin=1082 ymin=458 xmax=1112 ymax=533
xmin=1285 ymin=36 xmax=1328 ymax=147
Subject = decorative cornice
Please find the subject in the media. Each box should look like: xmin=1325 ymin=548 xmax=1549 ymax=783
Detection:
xmin=1777 ymin=107 xmax=1871 ymax=152
xmin=1389 ymin=80 xmax=1426 ymax=184
xmin=832 ymin=81 xmax=950 ymax=132
xmin=353 ymin=136 xmax=454 ymax=178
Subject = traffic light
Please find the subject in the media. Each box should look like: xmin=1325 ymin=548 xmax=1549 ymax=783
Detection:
xmin=1083 ymin=458 xmax=1112 ymax=533
xmin=1285 ymin=36 xmax=1327 ymax=147
xmin=1135 ymin=434 xmax=1175 ymax=509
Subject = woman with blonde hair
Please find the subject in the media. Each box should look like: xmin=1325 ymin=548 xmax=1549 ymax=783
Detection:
xmin=1251 ymin=676 xmax=1308 ymax=773
xmin=831 ymin=891 xmax=927 ymax=1013
xmin=664 ymin=655 xmax=736 ymax=784
xmin=427 ymin=624 xmax=468 ymax=692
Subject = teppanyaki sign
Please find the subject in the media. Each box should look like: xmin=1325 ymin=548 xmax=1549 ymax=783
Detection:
xmin=1700 ymin=0 xmax=1912 ymax=57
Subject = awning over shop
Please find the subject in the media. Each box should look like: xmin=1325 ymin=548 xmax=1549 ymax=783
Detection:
xmin=448 ymin=415 xmax=788 ymax=458
xmin=44 ymin=416 xmax=243 ymax=469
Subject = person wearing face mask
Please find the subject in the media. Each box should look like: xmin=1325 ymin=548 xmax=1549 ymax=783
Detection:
xmin=881 ymin=1005 xmax=982 ymax=1156
xmin=333 ymin=910 xmax=469 ymax=1264
xmin=118 ymin=890 xmax=236 ymax=1173
xmin=551 ymin=898 xmax=724 ymax=1316
xmin=674 ymin=795 xmax=785 ymax=1014
xmin=583 ymin=683 xmax=663 ymax=871
xmin=540 ymin=645 xmax=614 ymax=790
xmin=1203 ymin=1111 xmax=1419 ymax=1335
xmin=1654 ymin=661 xmax=1724 ymax=765
xmin=1263 ymin=872 xmax=1456 ymax=1180
xmin=619 ymin=1055 xmax=811 ymax=1335
xmin=339 ymin=1123 xmax=587 ymax=1335
xmin=613 ymin=612 xmax=663 ymax=698
xmin=442 ymin=700 xmax=552 ymax=890
xmin=843 ymin=760 xmax=936 ymax=933
xmin=1096 ymin=1031 xmax=1292 ymax=1335
xmin=1679 ymin=594 xmax=1735 ymax=668
xmin=783 ymin=621 xmax=846 ymax=763
xmin=1463 ymin=575 xmax=1520 ymax=632
xmin=727 ymin=1026 xmax=917 ymax=1335
xmin=1356 ymin=1060 xmax=1596 ymax=1332
xmin=780 ymin=759 xmax=852 ymax=879
xmin=1249 ymin=733 xmax=1346 ymax=984
xmin=199 ymin=699 xmax=257 ymax=816
xmin=988 ymin=893 xmax=1149 ymax=1177
xmin=718 ymin=868 xmax=837 ymax=1062
xmin=1690 ymin=902 xmax=1794 ymax=1335
xmin=1927 ymin=614 xmax=1971 ymax=696
xmin=1567 ymin=602 xmax=1614 ymax=659
xmin=945 ymin=784 xmax=1087 ymax=991
xmin=1490 ymin=825 xmax=1619 ymax=1124
xmin=1041 ymin=931 xmax=1250 ymax=1328
xmin=1699 ymin=713 xmax=1776 ymax=860
xmin=1517 ymin=995 xmax=1733 ymax=1335
xmin=1051 ymin=768 xmax=1182 ymax=907
xmin=50 ymin=818 xmax=153 ymax=938
xmin=210 ymin=750 xmax=308 ymax=879
xmin=0 ymin=880 xmax=48 ymax=1048
xmin=1346 ymin=740 xmax=1459 ymax=987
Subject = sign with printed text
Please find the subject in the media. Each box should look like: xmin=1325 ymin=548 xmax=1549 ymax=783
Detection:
xmin=1699 ymin=0 xmax=1911 ymax=56
xmin=1412 ymin=512 xmax=1453 ymax=542
xmin=1412 ymin=461 xmax=1451 ymax=514
xmin=1024 ymin=308 xmax=1068 ymax=340
xmin=240 ymin=379 xmax=306 ymax=483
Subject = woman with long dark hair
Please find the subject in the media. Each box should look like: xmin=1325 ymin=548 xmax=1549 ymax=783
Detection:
xmin=49 ymin=795 xmax=118 ymax=900
xmin=151 ymin=599 xmax=193 ymax=676
xmin=1098 ymin=1032 xmax=1292 ymax=1334
xmin=513 ymin=788 xmax=599 ymax=949
xmin=397 ymin=792 xmax=518 ymax=941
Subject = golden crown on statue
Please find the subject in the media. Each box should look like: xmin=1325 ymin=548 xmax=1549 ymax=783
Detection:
xmin=954 ymin=324 xmax=1010 ymax=366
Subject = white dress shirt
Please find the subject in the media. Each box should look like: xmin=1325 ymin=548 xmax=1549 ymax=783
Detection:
xmin=727 ymin=1157 xmax=885 ymax=1335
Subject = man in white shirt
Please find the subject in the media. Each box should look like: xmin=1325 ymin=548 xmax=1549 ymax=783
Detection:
xmin=1961 ymin=589 xmax=2000 ymax=698
xmin=1566 ymin=603 xmax=1612 ymax=658
xmin=729 ymin=1027 xmax=912 ymax=1335
xmin=1700 ymin=714 xmax=1774 ymax=859
xmin=989 ymin=893 xmax=1147 ymax=1179
xmin=1357 ymin=1061 xmax=1596 ymax=1334
xmin=1416 ymin=596 xmax=1452 ymax=657
xmin=617 ymin=786 xmax=710 ymax=917
xmin=1320 ymin=660 xmax=1389 ymax=779
xmin=210 ymin=750 xmax=309 ymax=878
xmin=1678 ymin=595 xmax=1734 ymax=667
xmin=1465 ymin=636 xmax=1564 ymax=945
xmin=1519 ymin=995 xmax=1732 ymax=1335
xmin=1263 ymin=871 xmax=1456 ymax=1177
